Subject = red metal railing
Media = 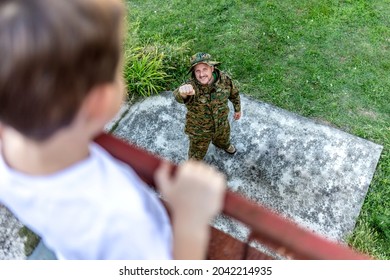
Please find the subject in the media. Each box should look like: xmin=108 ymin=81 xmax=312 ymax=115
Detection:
xmin=95 ymin=133 xmax=372 ymax=260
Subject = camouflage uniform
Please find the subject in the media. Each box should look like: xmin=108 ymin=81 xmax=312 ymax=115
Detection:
xmin=173 ymin=54 xmax=241 ymax=160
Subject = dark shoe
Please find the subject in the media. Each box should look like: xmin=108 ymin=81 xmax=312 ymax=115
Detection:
xmin=225 ymin=144 xmax=236 ymax=154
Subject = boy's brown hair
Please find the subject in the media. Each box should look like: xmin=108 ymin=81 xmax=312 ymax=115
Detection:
xmin=0 ymin=0 xmax=124 ymax=140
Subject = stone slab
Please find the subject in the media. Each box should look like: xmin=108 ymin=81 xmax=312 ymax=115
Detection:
xmin=113 ymin=91 xmax=383 ymax=244
xmin=0 ymin=205 xmax=26 ymax=260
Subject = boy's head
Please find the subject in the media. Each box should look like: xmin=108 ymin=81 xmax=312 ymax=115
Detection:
xmin=0 ymin=0 xmax=124 ymax=141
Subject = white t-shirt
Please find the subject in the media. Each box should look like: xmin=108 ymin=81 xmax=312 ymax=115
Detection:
xmin=0 ymin=143 xmax=173 ymax=259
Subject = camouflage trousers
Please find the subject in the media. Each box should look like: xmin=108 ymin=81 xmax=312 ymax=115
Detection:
xmin=188 ymin=122 xmax=231 ymax=161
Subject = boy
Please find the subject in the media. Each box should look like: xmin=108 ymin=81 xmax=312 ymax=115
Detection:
xmin=0 ymin=0 xmax=225 ymax=259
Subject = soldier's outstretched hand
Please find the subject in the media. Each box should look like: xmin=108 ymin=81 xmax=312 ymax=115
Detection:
xmin=178 ymin=84 xmax=195 ymax=98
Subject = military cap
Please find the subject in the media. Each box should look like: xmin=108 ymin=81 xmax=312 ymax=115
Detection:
xmin=188 ymin=52 xmax=220 ymax=74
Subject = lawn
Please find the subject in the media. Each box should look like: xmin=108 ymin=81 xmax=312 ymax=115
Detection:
xmin=125 ymin=0 xmax=390 ymax=259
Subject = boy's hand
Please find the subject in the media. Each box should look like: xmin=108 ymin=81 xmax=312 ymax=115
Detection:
xmin=178 ymin=84 xmax=195 ymax=98
xmin=154 ymin=160 xmax=226 ymax=225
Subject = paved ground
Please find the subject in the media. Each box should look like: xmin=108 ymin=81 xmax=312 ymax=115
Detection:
xmin=0 ymin=92 xmax=383 ymax=259
xmin=0 ymin=206 xmax=26 ymax=259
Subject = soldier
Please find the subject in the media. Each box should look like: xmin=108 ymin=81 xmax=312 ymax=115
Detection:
xmin=173 ymin=52 xmax=241 ymax=160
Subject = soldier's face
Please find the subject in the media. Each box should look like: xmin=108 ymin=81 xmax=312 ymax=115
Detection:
xmin=194 ymin=63 xmax=214 ymax=85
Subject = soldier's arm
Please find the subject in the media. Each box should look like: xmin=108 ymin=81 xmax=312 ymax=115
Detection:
xmin=228 ymin=78 xmax=241 ymax=113
xmin=173 ymin=84 xmax=195 ymax=104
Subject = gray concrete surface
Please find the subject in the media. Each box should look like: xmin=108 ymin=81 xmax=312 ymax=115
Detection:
xmin=0 ymin=205 xmax=26 ymax=259
xmin=0 ymin=91 xmax=383 ymax=259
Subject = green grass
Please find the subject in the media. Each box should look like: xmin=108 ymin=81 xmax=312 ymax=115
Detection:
xmin=125 ymin=0 xmax=390 ymax=259
xmin=19 ymin=226 xmax=40 ymax=257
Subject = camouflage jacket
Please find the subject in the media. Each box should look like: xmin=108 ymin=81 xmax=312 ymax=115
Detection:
xmin=173 ymin=69 xmax=241 ymax=136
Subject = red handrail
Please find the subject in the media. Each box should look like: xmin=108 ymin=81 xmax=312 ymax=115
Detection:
xmin=94 ymin=132 xmax=372 ymax=260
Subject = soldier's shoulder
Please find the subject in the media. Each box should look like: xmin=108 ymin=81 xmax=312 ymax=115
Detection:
xmin=218 ymin=70 xmax=233 ymax=81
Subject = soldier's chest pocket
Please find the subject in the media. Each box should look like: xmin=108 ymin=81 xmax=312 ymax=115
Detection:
xmin=214 ymin=88 xmax=230 ymax=100
xmin=195 ymin=95 xmax=209 ymax=104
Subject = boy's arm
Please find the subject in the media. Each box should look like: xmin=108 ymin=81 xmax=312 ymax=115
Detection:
xmin=154 ymin=161 xmax=225 ymax=259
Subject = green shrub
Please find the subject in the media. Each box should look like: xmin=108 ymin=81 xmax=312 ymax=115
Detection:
xmin=122 ymin=17 xmax=169 ymax=98
xmin=122 ymin=20 xmax=191 ymax=99
xmin=153 ymin=39 xmax=192 ymax=88
xmin=123 ymin=47 xmax=169 ymax=98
